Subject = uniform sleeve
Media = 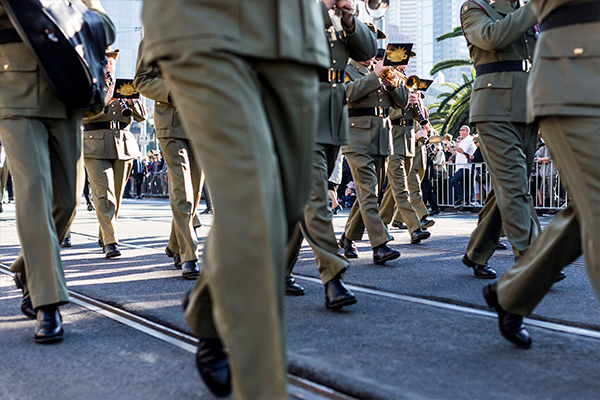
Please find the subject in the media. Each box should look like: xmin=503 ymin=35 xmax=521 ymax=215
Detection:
xmin=82 ymin=0 xmax=116 ymax=46
xmin=387 ymin=85 xmax=409 ymax=109
xmin=133 ymin=41 xmax=172 ymax=104
xmin=345 ymin=20 xmax=377 ymax=63
xmin=130 ymin=98 xmax=148 ymax=122
xmin=345 ymin=69 xmax=381 ymax=102
xmin=461 ymin=1 xmax=537 ymax=51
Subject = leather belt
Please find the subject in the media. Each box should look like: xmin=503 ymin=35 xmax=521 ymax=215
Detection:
xmin=0 ymin=29 xmax=22 ymax=45
xmin=83 ymin=121 xmax=129 ymax=131
xmin=541 ymin=1 xmax=600 ymax=32
xmin=348 ymin=107 xmax=389 ymax=118
xmin=390 ymin=118 xmax=412 ymax=127
xmin=318 ymin=68 xmax=344 ymax=83
xmin=475 ymin=60 xmax=531 ymax=76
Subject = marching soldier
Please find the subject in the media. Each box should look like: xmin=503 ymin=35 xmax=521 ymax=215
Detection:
xmin=141 ymin=0 xmax=329 ymax=397
xmin=0 ymin=0 xmax=115 ymax=343
xmin=338 ymin=54 xmax=405 ymax=265
xmin=83 ymin=48 xmax=148 ymax=259
xmin=284 ymin=0 xmax=377 ymax=309
xmin=134 ymin=39 xmax=201 ymax=279
xmin=460 ymin=0 xmax=541 ymax=279
xmin=483 ymin=0 xmax=600 ymax=348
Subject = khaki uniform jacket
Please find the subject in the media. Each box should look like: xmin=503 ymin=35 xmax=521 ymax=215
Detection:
xmin=82 ymin=99 xmax=146 ymax=160
xmin=0 ymin=1 xmax=116 ymax=119
xmin=389 ymin=96 xmax=427 ymax=158
xmin=317 ymin=5 xmax=377 ymax=146
xmin=461 ymin=0 xmax=537 ymax=123
xmin=343 ymin=60 xmax=406 ymax=156
xmin=133 ymin=40 xmax=185 ymax=140
xmin=527 ymin=0 xmax=600 ymax=121
xmin=141 ymin=0 xmax=329 ymax=69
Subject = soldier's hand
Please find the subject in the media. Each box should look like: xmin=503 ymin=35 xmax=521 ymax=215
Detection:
xmin=336 ymin=0 xmax=355 ymax=26
xmin=373 ymin=60 xmax=392 ymax=78
xmin=408 ymin=92 xmax=419 ymax=105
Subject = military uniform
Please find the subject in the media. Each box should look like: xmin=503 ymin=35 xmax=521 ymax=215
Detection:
xmin=0 ymin=1 xmax=115 ymax=336
xmin=134 ymin=39 xmax=202 ymax=278
xmin=342 ymin=59 xmax=406 ymax=251
xmin=0 ymin=142 xmax=7 ymax=210
xmin=141 ymin=0 xmax=328 ymax=398
xmin=285 ymin=5 xmax=376 ymax=292
xmin=407 ymin=113 xmax=432 ymax=220
xmin=461 ymin=0 xmax=541 ymax=273
xmin=497 ymin=0 xmax=600 ymax=314
xmin=83 ymin=97 xmax=146 ymax=252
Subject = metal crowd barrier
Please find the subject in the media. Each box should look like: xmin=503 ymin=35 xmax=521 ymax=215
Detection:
xmin=128 ymin=171 xmax=169 ymax=198
xmin=432 ymin=161 xmax=568 ymax=211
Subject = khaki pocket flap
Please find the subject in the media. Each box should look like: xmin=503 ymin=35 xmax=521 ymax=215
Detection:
xmin=84 ymin=131 xmax=104 ymax=140
xmin=349 ymin=117 xmax=372 ymax=129
xmin=473 ymin=74 xmax=513 ymax=90
xmin=0 ymin=49 xmax=37 ymax=72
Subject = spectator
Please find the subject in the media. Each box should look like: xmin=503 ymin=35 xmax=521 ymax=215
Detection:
xmin=471 ymin=135 xmax=489 ymax=206
xmin=449 ymin=126 xmax=476 ymax=206
xmin=341 ymin=180 xmax=357 ymax=208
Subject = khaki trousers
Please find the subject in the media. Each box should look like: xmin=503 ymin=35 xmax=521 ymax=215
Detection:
xmin=465 ymin=122 xmax=540 ymax=264
xmin=344 ymin=152 xmax=392 ymax=248
xmin=158 ymin=51 xmax=318 ymax=400
xmin=286 ymin=143 xmax=349 ymax=284
xmin=407 ymin=146 xmax=429 ymax=219
xmin=379 ymin=154 xmax=421 ymax=233
xmin=498 ymin=117 xmax=600 ymax=315
xmin=0 ymin=113 xmax=83 ymax=308
xmin=159 ymin=137 xmax=202 ymax=262
xmin=85 ymin=158 xmax=133 ymax=245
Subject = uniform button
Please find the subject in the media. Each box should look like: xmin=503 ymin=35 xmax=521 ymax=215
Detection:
xmin=378 ymin=90 xmax=382 ymax=93
xmin=156 ymin=101 xmax=161 ymax=105
xmin=330 ymin=43 xmax=334 ymax=48
xmin=487 ymin=83 xmax=492 ymax=87
xmin=332 ymin=83 xmax=337 ymax=88
xmin=113 ymin=112 xmax=116 ymax=115
xmin=3 ymin=64 xmax=8 ymax=70
xmin=351 ymin=123 xmax=355 ymax=127
xmin=573 ymin=48 xmax=584 ymax=55
xmin=379 ymin=99 xmax=383 ymax=103
xmin=332 ymin=60 xmax=337 ymax=64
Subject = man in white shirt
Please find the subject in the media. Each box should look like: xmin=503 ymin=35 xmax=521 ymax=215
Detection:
xmin=449 ymin=126 xmax=476 ymax=205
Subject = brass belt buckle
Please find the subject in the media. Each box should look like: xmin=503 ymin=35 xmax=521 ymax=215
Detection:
xmin=110 ymin=120 xmax=117 ymax=130
xmin=522 ymin=59 xmax=531 ymax=72
xmin=328 ymin=68 xmax=335 ymax=83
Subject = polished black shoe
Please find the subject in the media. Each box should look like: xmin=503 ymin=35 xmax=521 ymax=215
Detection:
xmin=196 ymin=338 xmax=231 ymax=398
xmin=87 ymin=203 xmax=94 ymax=211
xmin=173 ymin=254 xmax=182 ymax=269
xmin=104 ymin=243 xmax=121 ymax=259
xmin=391 ymin=220 xmax=408 ymax=230
xmin=338 ymin=233 xmax=358 ymax=259
xmin=496 ymin=240 xmax=508 ymax=250
xmin=555 ymin=271 xmax=567 ymax=283
xmin=483 ymin=281 xmax=531 ymax=349
xmin=60 ymin=237 xmax=72 ymax=248
xmin=182 ymin=261 xmax=200 ymax=279
xmin=14 ymin=272 xmax=36 ymax=319
xmin=410 ymin=228 xmax=431 ymax=244
xmin=201 ymin=208 xmax=213 ymax=214
xmin=332 ymin=204 xmax=343 ymax=215
xmin=373 ymin=243 xmax=400 ymax=265
xmin=324 ymin=276 xmax=357 ymax=310
xmin=165 ymin=246 xmax=175 ymax=258
xmin=462 ymin=254 xmax=497 ymax=279
xmin=430 ymin=209 xmax=441 ymax=216
xmin=285 ymin=275 xmax=305 ymax=296
xmin=34 ymin=305 xmax=64 ymax=344
xmin=98 ymin=238 xmax=104 ymax=251
xmin=420 ymin=216 xmax=435 ymax=229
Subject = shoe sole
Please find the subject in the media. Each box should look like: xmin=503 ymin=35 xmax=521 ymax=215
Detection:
xmin=325 ymin=297 xmax=357 ymax=310
xmin=411 ymin=231 xmax=431 ymax=244
xmin=345 ymin=252 xmax=358 ymax=259
xmin=35 ymin=328 xmax=64 ymax=344
xmin=105 ymin=252 xmax=121 ymax=259
xmin=422 ymin=220 xmax=435 ymax=229
xmin=285 ymin=290 xmax=306 ymax=296
xmin=474 ymin=273 xmax=497 ymax=279
xmin=182 ymin=272 xmax=199 ymax=280
xmin=373 ymin=252 xmax=400 ymax=265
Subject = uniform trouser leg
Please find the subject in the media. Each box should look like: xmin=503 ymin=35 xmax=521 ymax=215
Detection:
xmin=0 ymin=164 xmax=8 ymax=203
xmin=497 ymin=117 xmax=600 ymax=314
xmin=285 ymin=144 xmax=349 ymax=284
xmin=407 ymin=156 xmax=428 ymax=219
xmin=0 ymin=113 xmax=82 ymax=308
xmin=85 ymin=158 xmax=132 ymax=245
xmin=379 ymin=154 xmax=421 ymax=233
xmin=159 ymin=51 xmax=317 ymax=400
xmin=344 ymin=152 xmax=392 ymax=247
xmin=465 ymin=122 xmax=540 ymax=264
xmin=160 ymin=137 xmax=202 ymax=262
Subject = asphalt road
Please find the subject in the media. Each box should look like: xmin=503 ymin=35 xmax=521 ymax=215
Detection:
xmin=0 ymin=198 xmax=598 ymax=399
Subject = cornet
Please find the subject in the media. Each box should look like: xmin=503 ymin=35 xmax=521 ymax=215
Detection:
xmin=335 ymin=0 xmax=389 ymax=17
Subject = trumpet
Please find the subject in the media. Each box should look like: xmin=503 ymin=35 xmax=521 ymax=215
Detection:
xmin=335 ymin=0 xmax=389 ymax=17
xmin=382 ymin=69 xmax=429 ymax=126
xmin=105 ymin=71 xmax=133 ymax=118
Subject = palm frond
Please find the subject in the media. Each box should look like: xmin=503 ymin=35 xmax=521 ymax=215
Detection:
xmin=430 ymin=58 xmax=473 ymax=76
xmin=436 ymin=27 xmax=463 ymax=42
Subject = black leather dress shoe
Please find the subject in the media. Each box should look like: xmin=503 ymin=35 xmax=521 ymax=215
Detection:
xmin=104 ymin=243 xmax=121 ymax=259
xmin=14 ymin=272 xmax=36 ymax=319
xmin=430 ymin=209 xmax=440 ymax=216
xmin=182 ymin=261 xmax=200 ymax=279
xmin=391 ymin=220 xmax=408 ymax=230
xmin=496 ymin=240 xmax=508 ymax=250
xmin=462 ymin=254 xmax=497 ymax=279
xmin=98 ymin=238 xmax=104 ymax=251
xmin=285 ymin=275 xmax=305 ymax=296
xmin=420 ymin=216 xmax=435 ymax=229
xmin=555 ymin=271 xmax=567 ymax=283
xmin=372 ymin=243 xmax=400 ymax=265
xmin=338 ymin=233 xmax=358 ymax=259
xmin=87 ymin=203 xmax=94 ymax=211
xmin=165 ymin=247 xmax=182 ymax=269
xmin=196 ymin=338 xmax=231 ymax=398
xmin=165 ymin=246 xmax=175 ymax=258
xmin=410 ymin=228 xmax=431 ymax=244
xmin=483 ymin=281 xmax=531 ymax=349
xmin=324 ymin=276 xmax=357 ymax=310
xmin=60 ymin=237 xmax=72 ymax=248
xmin=34 ymin=305 xmax=64 ymax=344
xmin=201 ymin=208 xmax=213 ymax=214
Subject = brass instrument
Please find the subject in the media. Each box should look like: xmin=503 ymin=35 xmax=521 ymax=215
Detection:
xmin=336 ymin=0 xmax=389 ymax=18
xmin=381 ymin=69 xmax=429 ymax=126
xmin=105 ymin=71 xmax=133 ymax=118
